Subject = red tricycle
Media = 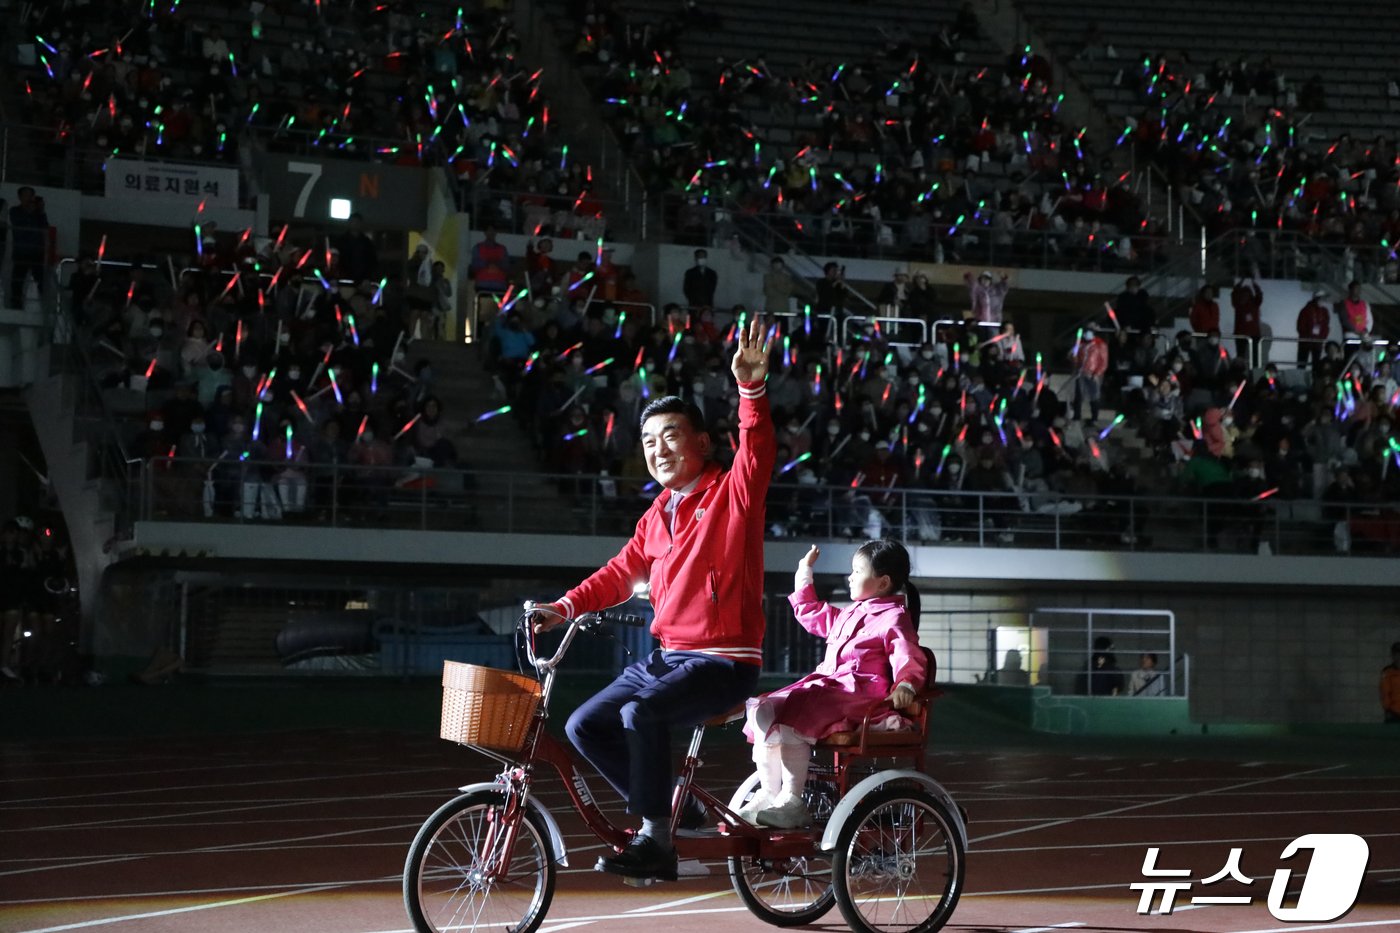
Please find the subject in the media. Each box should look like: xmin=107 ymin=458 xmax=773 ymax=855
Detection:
xmin=403 ymin=609 xmax=967 ymax=933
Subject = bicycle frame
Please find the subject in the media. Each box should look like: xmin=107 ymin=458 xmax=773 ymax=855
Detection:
xmin=470 ymin=612 xmax=827 ymax=881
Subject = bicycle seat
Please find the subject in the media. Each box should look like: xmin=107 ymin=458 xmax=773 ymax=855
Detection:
xmin=701 ymin=702 xmax=747 ymax=727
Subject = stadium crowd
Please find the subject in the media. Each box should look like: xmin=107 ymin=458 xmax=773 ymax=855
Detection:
xmin=1112 ymin=50 xmax=1400 ymax=283
xmin=7 ymin=2 xmax=1399 ymax=555
xmin=551 ymin=0 xmax=1163 ymax=269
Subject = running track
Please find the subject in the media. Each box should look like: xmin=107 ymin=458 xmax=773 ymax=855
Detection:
xmin=2 ymin=729 xmax=1398 ymax=933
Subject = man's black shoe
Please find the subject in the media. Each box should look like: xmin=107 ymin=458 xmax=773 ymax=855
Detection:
xmin=676 ymin=794 xmax=708 ymax=834
xmin=596 ymin=834 xmax=678 ymax=881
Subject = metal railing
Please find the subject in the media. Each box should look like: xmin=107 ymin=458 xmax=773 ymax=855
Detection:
xmin=130 ymin=459 xmax=1393 ymax=557
xmin=663 ymin=193 xmax=1180 ymax=272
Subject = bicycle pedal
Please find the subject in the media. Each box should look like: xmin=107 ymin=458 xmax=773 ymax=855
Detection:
xmin=622 ymin=875 xmax=656 ymax=888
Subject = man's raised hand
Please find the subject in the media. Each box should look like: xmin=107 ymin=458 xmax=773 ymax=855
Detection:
xmin=731 ymin=314 xmax=773 ymax=384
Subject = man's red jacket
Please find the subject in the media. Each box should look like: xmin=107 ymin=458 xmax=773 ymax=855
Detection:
xmin=557 ymin=381 xmax=775 ymax=665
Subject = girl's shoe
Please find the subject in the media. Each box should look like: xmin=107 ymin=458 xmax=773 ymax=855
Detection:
xmin=735 ymin=791 xmax=773 ymax=825
xmin=756 ymin=794 xmax=811 ymax=829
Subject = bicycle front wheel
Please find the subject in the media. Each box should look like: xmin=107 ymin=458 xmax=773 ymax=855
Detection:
xmin=832 ymin=787 xmax=964 ymax=933
xmin=404 ymin=790 xmax=556 ymax=933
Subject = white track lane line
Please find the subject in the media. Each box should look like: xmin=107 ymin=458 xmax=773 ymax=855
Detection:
xmin=1229 ymin=920 xmax=1400 ymax=933
xmin=12 ymin=882 xmax=355 ymax=933
xmin=968 ymin=764 xmax=1344 ymax=845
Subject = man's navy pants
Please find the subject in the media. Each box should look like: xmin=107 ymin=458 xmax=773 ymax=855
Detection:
xmin=565 ymin=649 xmax=759 ymax=818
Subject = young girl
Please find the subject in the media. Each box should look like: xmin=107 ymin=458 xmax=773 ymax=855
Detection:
xmin=741 ymin=540 xmax=928 ymax=828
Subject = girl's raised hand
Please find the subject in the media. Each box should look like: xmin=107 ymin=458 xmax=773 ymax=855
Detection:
xmin=794 ymin=544 xmax=819 ymax=592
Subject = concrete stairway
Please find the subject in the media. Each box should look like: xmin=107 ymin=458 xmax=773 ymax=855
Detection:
xmin=405 ymin=339 xmax=584 ymax=533
xmin=22 ymin=346 xmax=124 ymax=653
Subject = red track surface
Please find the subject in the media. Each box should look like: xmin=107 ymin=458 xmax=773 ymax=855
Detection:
xmin=3 ymin=729 xmax=1398 ymax=933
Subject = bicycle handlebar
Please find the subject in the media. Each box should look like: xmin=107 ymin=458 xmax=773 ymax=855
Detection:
xmin=520 ymin=602 xmax=649 ymax=673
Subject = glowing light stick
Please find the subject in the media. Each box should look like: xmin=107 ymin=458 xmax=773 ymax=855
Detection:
xmin=604 ymin=412 xmax=615 ymax=443
xmin=217 ymin=271 xmax=241 ymax=303
xmin=567 ymin=271 xmax=595 ymax=292
xmin=849 ymin=472 xmax=866 ymax=488
xmin=1098 ymin=414 xmax=1126 ymax=440
xmin=372 ymin=277 xmax=387 ymax=305
xmin=562 ymin=428 xmax=589 ymax=441
xmin=779 ymin=451 xmax=812 ymax=474
xmin=291 ymin=391 xmax=313 ymax=423
xmin=326 ymin=368 xmax=343 ymax=404
xmin=1253 ymin=487 xmax=1279 ymax=501
xmin=144 ymin=357 xmax=157 ymax=379
xmin=935 ymin=444 xmax=953 ymax=476
xmin=614 ymin=309 xmax=627 ymax=339
xmin=557 ymin=342 xmax=583 ymax=361
xmin=252 ymin=402 xmax=264 ymax=441
xmin=394 ymin=414 xmax=421 ymax=439
xmin=524 ymin=351 xmax=541 ymax=375
xmin=347 ymin=315 xmax=360 ymax=346
xmin=584 ymin=357 xmax=615 ymax=375
xmin=637 ymin=366 xmax=650 ymax=398
xmin=803 ymin=304 xmax=812 ymax=335
xmin=284 ymin=424 xmax=294 ymax=459
xmin=813 ymin=363 xmax=823 ymax=396
xmin=476 ymin=405 xmax=512 ymax=422
xmin=370 ymin=362 xmax=380 ymax=395
xmin=1227 ymin=380 xmax=1247 ymax=410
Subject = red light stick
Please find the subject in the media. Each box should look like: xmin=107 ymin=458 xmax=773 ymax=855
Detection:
xmin=394 ymin=414 xmax=421 ymax=439
xmin=291 ymin=391 xmax=313 ymax=423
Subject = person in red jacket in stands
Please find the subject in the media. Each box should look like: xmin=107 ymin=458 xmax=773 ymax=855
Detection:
xmin=1189 ymin=284 xmax=1220 ymax=334
xmin=468 ymin=225 xmax=510 ymax=294
xmin=1072 ymin=328 xmax=1109 ymax=423
xmin=529 ymin=316 xmax=776 ymax=882
xmin=1230 ymin=277 xmax=1263 ymax=366
xmin=1296 ymin=289 xmax=1330 ymax=368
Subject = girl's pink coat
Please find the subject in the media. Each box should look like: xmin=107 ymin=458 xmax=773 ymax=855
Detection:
xmin=748 ymin=583 xmax=928 ymax=741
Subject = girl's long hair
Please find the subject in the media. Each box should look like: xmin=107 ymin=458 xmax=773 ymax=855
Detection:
xmin=855 ymin=538 xmax=920 ymax=621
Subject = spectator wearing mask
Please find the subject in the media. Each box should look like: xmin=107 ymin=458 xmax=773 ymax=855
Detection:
xmin=683 ymin=249 xmax=718 ymax=310
xmin=1071 ymin=329 xmax=1109 ymax=424
xmin=1188 ymin=284 xmax=1220 ymax=335
xmin=1230 ymin=277 xmax=1263 ymax=366
xmin=9 ymin=187 xmax=49 ymax=310
xmin=1296 ymin=290 xmax=1330 ymax=367
xmin=965 ymin=270 xmax=1009 ymax=324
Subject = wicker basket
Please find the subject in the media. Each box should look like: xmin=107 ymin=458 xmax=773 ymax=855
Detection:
xmin=440 ymin=662 xmax=542 ymax=753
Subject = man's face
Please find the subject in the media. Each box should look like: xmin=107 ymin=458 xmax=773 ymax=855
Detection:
xmin=641 ymin=412 xmax=710 ymax=490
